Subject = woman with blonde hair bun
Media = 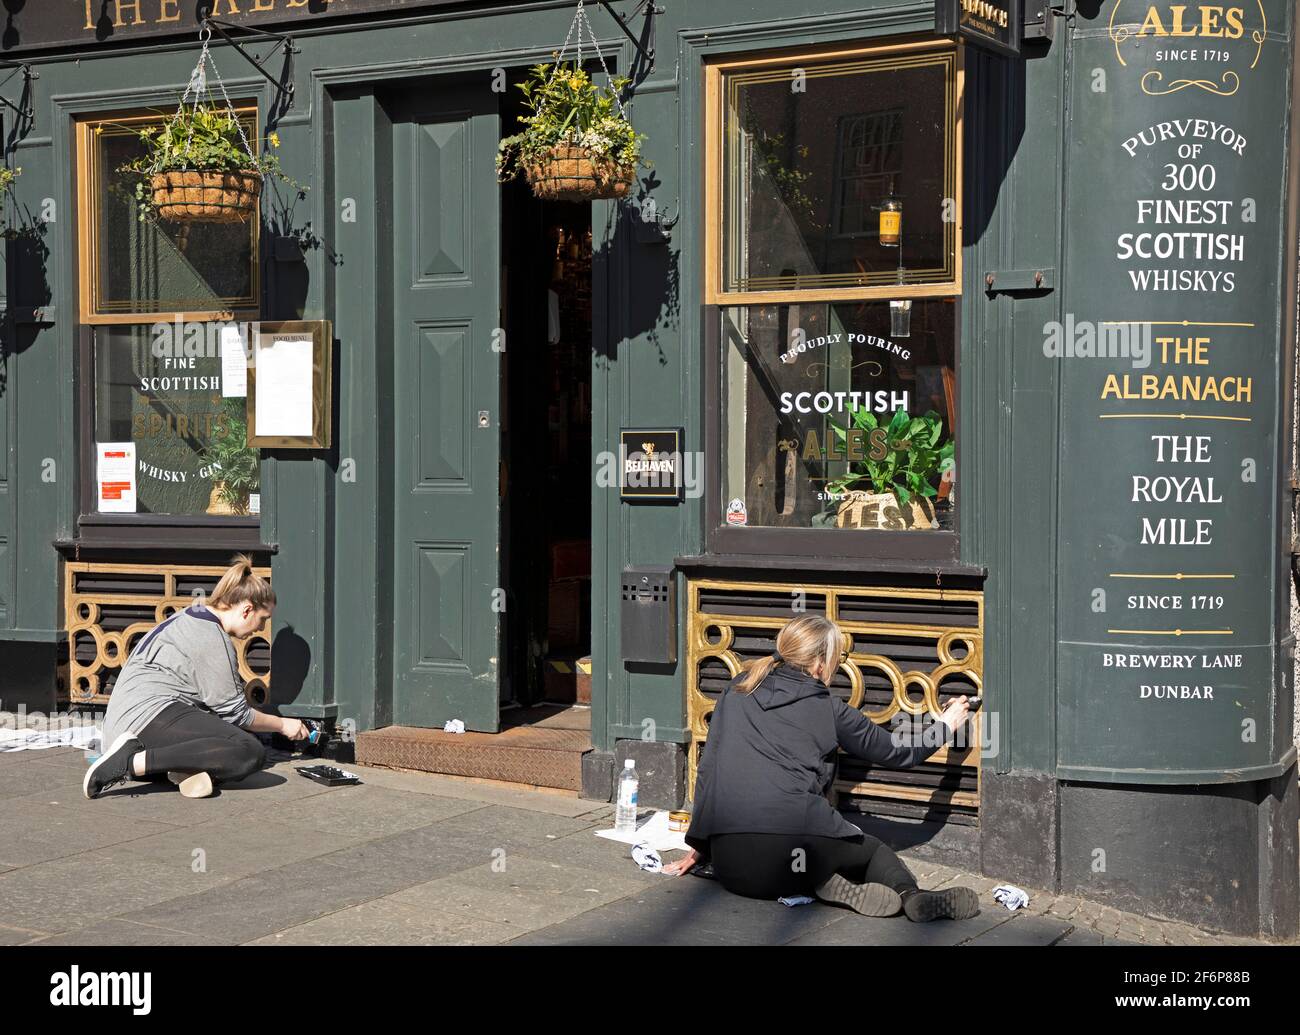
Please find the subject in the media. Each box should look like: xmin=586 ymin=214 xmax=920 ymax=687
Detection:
xmin=87 ymin=554 xmax=308 ymax=801
xmin=665 ymin=613 xmax=980 ymax=922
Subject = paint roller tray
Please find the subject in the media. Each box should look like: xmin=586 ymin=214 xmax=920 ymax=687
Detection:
xmin=295 ymin=764 xmax=362 ymax=786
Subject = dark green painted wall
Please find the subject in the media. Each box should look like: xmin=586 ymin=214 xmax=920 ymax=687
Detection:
xmin=0 ymin=1 xmax=1060 ymax=770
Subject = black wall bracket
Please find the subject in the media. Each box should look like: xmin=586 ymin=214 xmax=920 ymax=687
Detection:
xmin=200 ymin=17 xmax=298 ymax=108
xmin=597 ymin=1 xmax=663 ymax=74
xmin=0 ymin=62 xmax=38 ymax=124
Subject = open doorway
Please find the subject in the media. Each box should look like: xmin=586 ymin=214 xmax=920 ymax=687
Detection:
xmin=499 ymin=96 xmax=593 ymax=712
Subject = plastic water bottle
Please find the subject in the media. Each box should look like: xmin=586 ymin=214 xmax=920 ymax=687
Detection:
xmin=84 ymin=732 xmax=102 ymax=767
xmin=615 ymin=759 xmax=639 ymax=834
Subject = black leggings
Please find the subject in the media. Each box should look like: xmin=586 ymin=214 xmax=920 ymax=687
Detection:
xmin=136 ymin=702 xmax=266 ymax=783
xmin=709 ymin=832 xmax=920 ymax=900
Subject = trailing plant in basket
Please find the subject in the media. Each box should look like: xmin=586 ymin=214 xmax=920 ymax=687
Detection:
xmin=496 ymin=62 xmax=645 ymax=186
xmin=119 ymin=104 xmax=304 ymax=220
xmin=823 ymin=408 xmax=954 ymax=509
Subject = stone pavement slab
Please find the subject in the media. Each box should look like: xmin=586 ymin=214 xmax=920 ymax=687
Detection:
xmin=507 ymin=876 xmax=846 ymax=946
xmin=256 ymin=782 xmax=486 ymax=839
xmin=0 ymin=850 xmax=233 ymax=935
xmin=961 ymin=912 xmax=1076 ymax=945
xmin=419 ymin=802 xmax=607 ymax=851
xmin=309 ymin=818 xmax=500 ymax=884
xmin=28 ymin=918 xmax=231 ymax=946
xmin=352 ymin=764 xmax=614 ymax=820
xmin=0 ymin=922 xmax=47 ymax=945
xmin=385 ymin=853 xmax=645 ymax=937
xmin=247 ymin=896 xmax=516 ymax=946
xmin=0 ymin=798 xmax=178 ymax=868
xmin=117 ymin=853 xmax=431 ymax=944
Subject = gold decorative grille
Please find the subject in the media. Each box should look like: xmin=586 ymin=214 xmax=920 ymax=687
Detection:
xmin=686 ymin=577 xmax=982 ymax=821
xmin=64 ymin=562 xmax=272 ymax=707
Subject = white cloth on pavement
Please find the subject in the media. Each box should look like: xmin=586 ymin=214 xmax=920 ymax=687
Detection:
xmin=0 ymin=725 xmax=99 ymax=752
xmin=595 ymin=809 xmax=689 ymax=852
xmin=442 ymin=719 xmax=466 ymax=734
xmin=631 ymin=842 xmax=662 ymax=872
xmin=992 ymin=884 xmax=1029 ymax=911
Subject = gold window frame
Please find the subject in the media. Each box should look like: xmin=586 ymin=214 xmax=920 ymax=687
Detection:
xmin=76 ymin=105 xmax=262 ymax=325
xmin=704 ymin=38 xmax=964 ymax=305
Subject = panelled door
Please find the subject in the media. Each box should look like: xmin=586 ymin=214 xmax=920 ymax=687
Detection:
xmin=390 ymin=84 xmax=501 ymax=731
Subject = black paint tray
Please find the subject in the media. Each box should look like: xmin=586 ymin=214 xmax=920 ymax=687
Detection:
xmin=295 ymin=764 xmax=362 ymax=786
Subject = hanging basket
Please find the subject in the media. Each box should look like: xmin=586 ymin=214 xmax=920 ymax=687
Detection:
xmin=149 ymin=169 xmax=262 ymax=224
xmin=525 ymin=143 xmax=635 ymax=202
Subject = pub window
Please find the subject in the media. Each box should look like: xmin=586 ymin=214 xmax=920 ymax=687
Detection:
xmin=76 ymin=108 xmax=262 ymax=519
xmin=706 ymin=40 xmax=963 ymax=539
xmin=706 ymin=41 xmax=961 ymax=301
xmin=76 ymin=108 xmax=261 ymax=320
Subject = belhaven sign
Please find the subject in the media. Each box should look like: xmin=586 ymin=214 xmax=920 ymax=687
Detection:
xmin=935 ymin=0 xmax=1023 ymax=58
xmin=4 ymin=1 xmax=488 ymax=54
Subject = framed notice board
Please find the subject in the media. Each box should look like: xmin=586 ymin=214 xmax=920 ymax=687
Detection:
xmin=247 ymin=320 xmax=333 ymax=449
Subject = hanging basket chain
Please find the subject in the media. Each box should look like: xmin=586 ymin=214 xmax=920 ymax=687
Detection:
xmin=544 ymin=0 xmax=629 ymax=122
xmin=168 ymin=23 xmax=257 ymax=171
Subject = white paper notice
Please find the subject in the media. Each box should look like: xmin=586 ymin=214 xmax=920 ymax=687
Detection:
xmin=248 ymin=493 xmax=261 ymax=516
xmin=254 ymin=335 xmax=314 ymax=437
xmin=220 ymin=324 xmax=248 ymax=398
xmin=96 ymin=442 xmax=136 ymax=513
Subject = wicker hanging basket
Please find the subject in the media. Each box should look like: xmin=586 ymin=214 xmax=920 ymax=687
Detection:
xmin=525 ymin=143 xmax=634 ymax=202
xmin=149 ymin=169 xmax=263 ymax=224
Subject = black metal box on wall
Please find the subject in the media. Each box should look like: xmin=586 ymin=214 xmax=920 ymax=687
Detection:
xmin=621 ymin=567 xmax=677 ymax=664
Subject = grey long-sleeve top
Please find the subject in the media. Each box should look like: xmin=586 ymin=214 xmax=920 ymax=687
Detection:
xmin=685 ymin=665 xmax=951 ymax=852
xmin=101 ymin=605 xmax=254 ymax=745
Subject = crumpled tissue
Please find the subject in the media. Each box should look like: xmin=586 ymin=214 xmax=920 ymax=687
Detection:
xmin=631 ymin=842 xmax=662 ymax=873
xmin=442 ymin=719 xmax=466 ymax=734
xmin=992 ymin=884 xmax=1029 ymax=911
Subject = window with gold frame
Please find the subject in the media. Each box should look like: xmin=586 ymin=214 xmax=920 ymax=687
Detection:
xmin=74 ymin=106 xmax=263 ymax=520
xmin=706 ymin=39 xmax=964 ymax=545
xmin=75 ymin=106 xmax=261 ymax=324
xmin=704 ymin=40 xmax=963 ymax=304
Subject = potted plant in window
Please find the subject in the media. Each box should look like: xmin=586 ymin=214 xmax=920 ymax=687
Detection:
xmin=496 ymin=61 xmax=643 ymax=202
xmin=120 ymin=104 xmax=300 ymax=224
xmin=820 ymin=408 xmax=953 ymax=530
xmin=201 ymin=397 xmax=259 ymax=516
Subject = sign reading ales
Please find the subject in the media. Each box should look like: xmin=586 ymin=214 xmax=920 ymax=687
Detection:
xmin=935 ymin=0 xmax=1022 ymax=57
xmin=1055 ymin=0 xmax=1294 ymax=783
xmin=4 ymin=1 xmax=469 ymax=53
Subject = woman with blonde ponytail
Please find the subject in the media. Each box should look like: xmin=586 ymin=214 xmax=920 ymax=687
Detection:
xmin=663 ymin=613 xmax=981 ymax=922
xmin=88 ymin=554 xmax=308 ymax=801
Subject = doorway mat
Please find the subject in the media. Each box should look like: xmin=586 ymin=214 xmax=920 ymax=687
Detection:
xmin=356 ymin=706 xmax=591 ymax=791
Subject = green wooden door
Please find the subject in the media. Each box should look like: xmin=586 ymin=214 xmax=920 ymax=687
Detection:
xmin=390 ymin=85 xmax=501 ymax=732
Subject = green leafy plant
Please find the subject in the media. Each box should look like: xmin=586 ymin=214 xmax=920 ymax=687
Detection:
xmin=201 ymin=397 xmax=259 ymax=512
xmin=117 ymin=104 xmax=305 ymax=216
xmin=496 ymin=61 xmax=646 ymax=182
xmin=747 ymin=126 xmax=822 ymax=232
xmin=823 ymin=408 xmax=954 ymax=509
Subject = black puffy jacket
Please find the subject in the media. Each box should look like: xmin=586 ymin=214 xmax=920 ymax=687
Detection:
xmin=685 ymin=664 xmax=951 ymax=852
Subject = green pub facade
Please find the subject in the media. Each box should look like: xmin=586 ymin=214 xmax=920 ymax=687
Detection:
xmin=0 ymin=0 xmax=1296 ymax=938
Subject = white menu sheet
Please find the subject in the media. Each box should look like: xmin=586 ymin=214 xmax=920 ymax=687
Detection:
xmin=220 ymin=323 xmax=248 ymax=398
xmin=254 ymin=334 xmax=314 ymax=437
xmin=96 ymin=442 xmax=136 ymax=513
